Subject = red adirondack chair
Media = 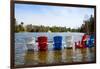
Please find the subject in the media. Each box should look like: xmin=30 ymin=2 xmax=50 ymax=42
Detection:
xmin=75 ymin=34 xmax=88 ymax=49
xmin=37 ymin=36 xmax=48 ymax=51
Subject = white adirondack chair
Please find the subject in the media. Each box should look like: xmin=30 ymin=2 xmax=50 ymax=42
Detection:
xmin=65 ymin=35 xmax=74 ymax=48
xmin=26 ymin=37 xmax=36 ymax=50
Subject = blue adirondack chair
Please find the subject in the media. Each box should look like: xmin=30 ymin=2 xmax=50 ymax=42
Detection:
xmin=53 ymin=36 xmax=62 ymax=50
xmin=86 ymin=34 xmax=94 ymax=48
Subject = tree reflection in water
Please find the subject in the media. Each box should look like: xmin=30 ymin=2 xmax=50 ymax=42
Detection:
xmin=24 ymin=47 xmax=95 ymax=66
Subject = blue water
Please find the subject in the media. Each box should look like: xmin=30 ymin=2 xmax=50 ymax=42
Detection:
xmin=15 ymin=32 xmax=95 ymax=66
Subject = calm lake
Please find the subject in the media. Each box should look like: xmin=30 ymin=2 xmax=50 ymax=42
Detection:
xmin=15 ymin=32 xmax=95 ymax=66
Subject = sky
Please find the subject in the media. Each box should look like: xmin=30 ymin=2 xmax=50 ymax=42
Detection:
xmin=15 ymin=3 xmax=94 ymax=29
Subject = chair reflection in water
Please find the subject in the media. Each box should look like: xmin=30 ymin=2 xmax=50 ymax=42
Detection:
xmin=65 ymin=35 xmax=74 ymax=62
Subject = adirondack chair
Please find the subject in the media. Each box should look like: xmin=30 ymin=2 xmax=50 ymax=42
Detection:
xmin=53 ymin=36 xmax=62 ymax=50
xmin=26 ymin=37 xmax=35 ymax=50
xmin=37 ymin=36 xmax=48 ymax=51
xmin=65 ymin=35 xmax=73 ymax=48
xmin=75 ymin=34 xmax=88 ymax=48
xmin=86 ymin=34 xmax=95 ymax=48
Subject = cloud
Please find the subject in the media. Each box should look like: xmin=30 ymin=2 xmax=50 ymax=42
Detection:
xmin=15 ymin=4 xmax=94 ymax=28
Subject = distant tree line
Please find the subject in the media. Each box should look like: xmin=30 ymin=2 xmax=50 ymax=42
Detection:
xmin=14 ymin=15 xmax=94 ymax=33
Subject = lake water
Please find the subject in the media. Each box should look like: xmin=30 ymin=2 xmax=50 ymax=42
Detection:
xmin=15 ymin=32 xmax=95 ymax=66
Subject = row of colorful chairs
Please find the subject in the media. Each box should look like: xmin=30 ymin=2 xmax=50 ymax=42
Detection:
xmin=27 ymin=34 xmax=95 ymax=51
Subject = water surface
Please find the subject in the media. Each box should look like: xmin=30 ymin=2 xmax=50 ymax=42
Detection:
xmin=15 ymin=32 xmax=95 ymax=66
